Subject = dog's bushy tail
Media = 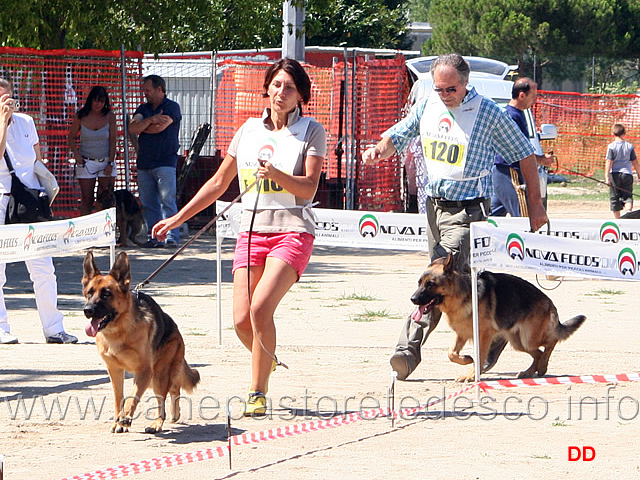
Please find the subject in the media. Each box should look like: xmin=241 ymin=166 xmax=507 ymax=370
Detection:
xmin=556 ymin=315 xmax=586 ymax=341
xmin=181 ymin=361 xmax=201 ymax=393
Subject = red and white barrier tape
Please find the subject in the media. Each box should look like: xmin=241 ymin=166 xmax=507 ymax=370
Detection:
xmin=61 ymin=373 xmax=639 ymax=480
xmin=62 ymin=447 xmax=229 ymax=480
xmin=392 ymin=383 xmax=476 ymax=419
xmin=479 ymin=372 xmax=640 ymax=391
xmin=60 ymin=384 xmax=473 ymax=480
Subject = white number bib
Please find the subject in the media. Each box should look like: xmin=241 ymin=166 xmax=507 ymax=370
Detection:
xmin=419 ymin=93 xmax=482 ymax=181
xmin=236 ymin=117 xmax=310 ymax=209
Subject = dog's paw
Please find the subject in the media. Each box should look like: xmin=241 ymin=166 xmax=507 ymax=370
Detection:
xmin=455 ymin=373 xmax=476 ymax=383
xmin=145 ymin=419 xmax=164 ymax=434
xmin=112 ymin=416 xmax=132 ymax=433
xmin=112 ymin=422 xmax=129 ymax=433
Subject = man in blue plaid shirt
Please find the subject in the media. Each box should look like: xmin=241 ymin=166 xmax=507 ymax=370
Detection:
xmin=363 ymin=53 xmax=548 ymax=381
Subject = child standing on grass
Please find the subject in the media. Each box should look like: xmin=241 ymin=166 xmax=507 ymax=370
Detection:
xmin=605 ymin=123 xmax=640 ymax=218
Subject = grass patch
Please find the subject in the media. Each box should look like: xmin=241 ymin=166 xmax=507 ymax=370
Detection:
xmin=337 ymin=291 xmax=379 ymax=301
xmin=549 ymin=190 xmax=609 ymax=202
xmin=547 ymin=172 xmax=610 ymax=202
xmin=349 ymin=308 xmax=392 ymax=322
xmin=296 ymin=281 xmax=320 ymax=292
xmin=184 ymin=329 xmax=207 ymax=336
xmin=595 ymin=288 xmax=624 ymax=295
xmin=552 ymin=419 xmax=568 ymax=427
xmin=531 ymin=454 xmax=551 ymax=460
xmin=585 ymin=288 xmax=625 ymax=297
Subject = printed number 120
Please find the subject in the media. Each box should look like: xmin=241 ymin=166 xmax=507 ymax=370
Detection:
xmin=428 ymin=141 xmax=461 ymax=165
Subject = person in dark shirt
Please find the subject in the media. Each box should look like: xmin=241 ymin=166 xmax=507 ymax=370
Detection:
xmin=491 ymin=77 xmax=554 ymax=217
xmin=129 ymin=75 xmax=182 ymax=247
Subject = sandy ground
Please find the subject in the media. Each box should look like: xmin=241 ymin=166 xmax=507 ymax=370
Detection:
xmin=1 ymin=198 xmax=639 ymax=480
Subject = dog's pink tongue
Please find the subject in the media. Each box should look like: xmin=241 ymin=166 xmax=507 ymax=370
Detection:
xmin=85 ymin=319 xmax=100 ymax=337
xmin=411 ymin=307 xmax=423 ymax=322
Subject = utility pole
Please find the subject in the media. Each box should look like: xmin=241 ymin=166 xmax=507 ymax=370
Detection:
xmin=282 ymin=0 xmax=305 ymax=61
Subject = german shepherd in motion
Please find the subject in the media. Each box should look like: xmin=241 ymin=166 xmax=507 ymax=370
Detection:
xmin=82 ymin=251 xmax=200 ymax=433
xmin=410 ymin=254 xmax=586 ymax=382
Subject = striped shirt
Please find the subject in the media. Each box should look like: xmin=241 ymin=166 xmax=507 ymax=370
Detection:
xmin=384 ymin=86 xmax=534 ymax=201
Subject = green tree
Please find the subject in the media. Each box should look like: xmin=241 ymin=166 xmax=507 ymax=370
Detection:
xmin=424 ymin=0 xmax=640 ymax=58
xmin=0 ymin=0 xmax=284 ymax=52
xmin=588 ymin=79 xmax=639 ymax=95
xmin=305 ymin=0 xmax=410 ymax=49
xmin=407 ymin=0 xmax=431 ymax=22
xmin=0 ymin=0 xmax=410 ymax=53
xmin=422 ymin=0 xmax=640 ymax=87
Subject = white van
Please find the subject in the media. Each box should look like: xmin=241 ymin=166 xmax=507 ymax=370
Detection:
xmin=405 ymin=56 xmax=557 ymax=206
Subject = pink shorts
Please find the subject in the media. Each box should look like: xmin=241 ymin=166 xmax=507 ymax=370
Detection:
xmin=232 ymin=232 xmax=314 ymax=279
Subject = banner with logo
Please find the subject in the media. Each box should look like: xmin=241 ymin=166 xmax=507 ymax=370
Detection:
xmin=485 ymin=216 xmax=640 ymax=243
xmin=216 ymin=202 xmax=429 ymax=251
xmin=0 ymin=208 xmax=116 ymax=263
xmin=471 ymin=218 xmax=640 ymax=280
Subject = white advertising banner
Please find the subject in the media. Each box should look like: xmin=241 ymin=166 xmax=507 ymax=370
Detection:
xmin=471 ymin=217 xmax=640 ymax=280
xmin=0 ymin=208 xmax=116 ymax=263
xmin=216 ymin=202 xmax=429 ymax=251
xmin=484 ymin=216 xmax=640 ymax=243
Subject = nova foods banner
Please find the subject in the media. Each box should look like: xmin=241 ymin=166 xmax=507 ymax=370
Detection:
xmin=471 ymin=218 xmax=640 ymax=280
xmin=216 ymin=202 xmax=429 ymax=251
xmin=0 ymin=209 xmax=115 ymax=263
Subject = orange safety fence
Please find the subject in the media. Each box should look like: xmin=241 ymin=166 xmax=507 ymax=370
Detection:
xmin=354 ymin=56 xmax=408 ymax=211
xmin=0 ymin=47 xmax=144 ymax=217
xmin=213 ymin=59 xmax=335 ymax=173
xmin=535 ymin=91 xmax=640 ymax=177
xmin=16 ymin=49 xmax=640 ymax=217
xmin=213 ymin=55 xmax=408 ymax=212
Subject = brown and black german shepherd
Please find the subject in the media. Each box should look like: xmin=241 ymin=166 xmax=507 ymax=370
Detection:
xmin=410 ymin=254 xmax=586 ymax=382
xmin=96 ymin=189 xmax=145 ymax=247
xmin=82 ymin=251 xmax=200 ymax=433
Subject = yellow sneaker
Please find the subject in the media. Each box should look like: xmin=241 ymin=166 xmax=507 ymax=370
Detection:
xmin=244 ymin=391 xmax=267 ymax=417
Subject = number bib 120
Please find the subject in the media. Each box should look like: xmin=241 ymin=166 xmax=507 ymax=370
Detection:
xmin=419 ymin=93 xmax=482 ymax=181
xmin=424 ymin=139 xmax=465 ymax=168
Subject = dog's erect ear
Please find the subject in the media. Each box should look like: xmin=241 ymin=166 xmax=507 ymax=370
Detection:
xmin=443 ymin=251 xmax=456 ymax=272
xmin=82 ymin=251 xmax=101 ymax=287
xmin=109 ymin=251 xmax=131 ymax=291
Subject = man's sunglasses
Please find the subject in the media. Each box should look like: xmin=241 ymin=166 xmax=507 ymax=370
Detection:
xmin=433 ymin=86 xmax=458 ymax=94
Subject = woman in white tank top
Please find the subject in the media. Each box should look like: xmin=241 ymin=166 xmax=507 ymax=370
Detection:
xmin=67 ymin=86 xmax=117 ymax=215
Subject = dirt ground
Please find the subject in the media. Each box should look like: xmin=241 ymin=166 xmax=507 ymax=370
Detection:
xmin=1 ymin=198 xmax=639 ymax=480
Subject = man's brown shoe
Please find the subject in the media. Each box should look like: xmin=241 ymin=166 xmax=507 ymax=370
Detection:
xmin=390 ymin=351 xmax=418 ymax=381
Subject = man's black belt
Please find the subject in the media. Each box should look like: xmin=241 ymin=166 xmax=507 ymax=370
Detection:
xmin=431 ymin=197 xmax=486 ymax=208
